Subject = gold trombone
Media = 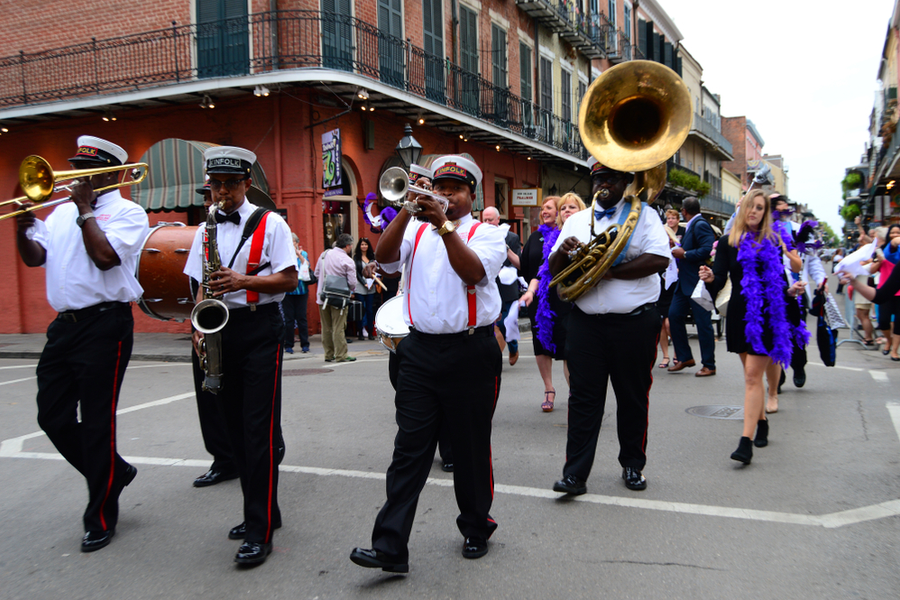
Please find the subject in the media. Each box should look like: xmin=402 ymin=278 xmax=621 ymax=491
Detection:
xmin=1 ymin=155 xmax=149 ymax=221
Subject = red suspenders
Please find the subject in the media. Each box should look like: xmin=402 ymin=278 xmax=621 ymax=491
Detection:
xmin=407 ymin=221 xmax=481 ymax=329
xmin=245 ymin=212 xmax=271 ymax=304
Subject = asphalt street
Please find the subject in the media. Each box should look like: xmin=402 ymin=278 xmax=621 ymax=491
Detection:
xmin=0 ymin=325 xmax=898 ymax=600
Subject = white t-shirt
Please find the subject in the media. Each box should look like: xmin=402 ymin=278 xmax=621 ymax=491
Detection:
xmin=381 ymin=214 xmax=506 ymax=333
xmin=28 ymin=189 xmax=149 ymax=312
xmin=184 ymin=200 xmax=296 ymax=308
xmin=552 ymin=200 xmax=671 ymax=315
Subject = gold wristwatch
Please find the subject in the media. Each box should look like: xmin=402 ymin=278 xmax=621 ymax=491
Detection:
xmin=437 ymin=221 xmax=456 ymax=237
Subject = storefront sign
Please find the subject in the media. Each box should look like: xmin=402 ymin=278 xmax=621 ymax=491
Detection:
xmin=512 ymin=188 xmax=541 ymax=206
xmin=322 ymin=129 xmax=342 ymax=190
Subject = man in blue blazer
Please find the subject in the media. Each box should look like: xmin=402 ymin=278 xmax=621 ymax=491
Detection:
xmin=667 ymin=197 xmax=717 ymax=377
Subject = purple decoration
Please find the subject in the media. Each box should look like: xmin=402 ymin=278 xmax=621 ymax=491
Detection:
xmin=773 ymin=219 xmax=795 ymax=252
xmin=737 ymin=233 xmax=810 ymax=368
xmin=796 ymin=220 xmax=820 ymax=254
xmin=535 ymin=224 xmax=562 ymax=353
xmin=380 ymin=206 xmax=398 ymax=226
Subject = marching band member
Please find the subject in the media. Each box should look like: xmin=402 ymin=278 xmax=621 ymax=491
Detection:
xmin=184 ymin=146 xmax=296 ymax=566
xmin=15 ymin=135 xmax=149 ymax=552
xmin=351 ymin=155 xmax=506 ymax=573
xmin=548 ymin=158 xmax=671 ymax=495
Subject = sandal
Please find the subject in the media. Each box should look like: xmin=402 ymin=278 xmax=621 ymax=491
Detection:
xmin=864 ymin=339 xmax=875 ymax=346
xmin=541 ymin=389 xmax=556 ymax=413
xmin=658 ymin=359 xmax=671 ymax=369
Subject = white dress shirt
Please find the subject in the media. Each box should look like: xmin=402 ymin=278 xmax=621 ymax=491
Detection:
xmin=184 ymin=200 xmax=296 ymax=308
xmin=552 ymin=200 xmax=671 ymax=315
xmin=28 ymin=189 xmax=149 ymax=312
xmin=381 ymin=213 xmax=506 ymax=333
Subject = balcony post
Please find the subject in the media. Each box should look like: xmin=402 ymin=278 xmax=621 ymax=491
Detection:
xmin=19 ymin=50 xmax=27 ymax=105
xmin=172 ymin=21 xmax=180 ymax=83
xmin=92 ymin=37 xmax=99 ymax=94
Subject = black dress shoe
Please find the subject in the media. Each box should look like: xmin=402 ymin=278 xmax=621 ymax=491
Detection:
xmin=462 ymin=537 xmax=488 ymax=559
xmin=754 ymin=419 xmax=769 ymax=448
xmin=228 ymin=521 xmax=282 ymax=540
xmin=234 ymin=541 xmax=273 ymax=565
xmin=193 ymin=468 xmax=239 ymax=488
xmin=793 ymin=366 xmax=806 ymax=388
xmin=731 ymin=436 xmax=753 ymax=464
xmin=441 ymin=462 xmax=454 ymax=473
xmin=349 ymin=547 xmax=409 ymax=573
xmin=81 ymin=529 xmax=115 ymax=552
xmin=552 ymin=474 xmax=587 ymax=496
xmin=622 ymin=467 xmax=647 ymax=491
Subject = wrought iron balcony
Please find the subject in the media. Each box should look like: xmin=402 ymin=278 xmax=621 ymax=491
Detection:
xmin=0 ymin=10 xmax=585 ymax=159
xmin=604 ymin=28 xmax=633 ymax=64
xmin=689 ymin=113 xmax=734 ymax=160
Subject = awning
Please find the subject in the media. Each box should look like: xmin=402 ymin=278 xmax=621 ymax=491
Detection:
xmin=132 ymin=138 xmax=274 ymax=211
xmin=378 ymin=153 xmax=484 ymax=212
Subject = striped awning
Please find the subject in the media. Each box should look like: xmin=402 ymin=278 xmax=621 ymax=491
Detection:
xmin=132 ymin=139 xmax=272 ymax=211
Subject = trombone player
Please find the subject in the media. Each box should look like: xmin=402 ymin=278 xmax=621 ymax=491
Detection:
xmin=15 ymin=135 xmax=150 ymax=552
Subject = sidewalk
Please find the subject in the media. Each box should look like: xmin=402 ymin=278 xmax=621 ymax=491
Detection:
xmin=0 ymin=318 xmax=531 ymax=362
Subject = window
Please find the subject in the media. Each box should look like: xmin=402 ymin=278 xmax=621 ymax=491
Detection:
xmin=197 ymin=0 xmax=249 ymax=78
xmin=459 ymin=5 xmax=478 ymax=112
xmin=540 ymin=56 xmax=552 ymax=111
xmin=578 ymin=80 xmax=587 ymax=110
xmin=561 ymin=68 xmax=572 ymax=122
xmin=520 ymin=43 xmax=532 ymax=102
xmin=491 ymin=24 xmax=507 ymax=89
xmin=378 ymin=0 xmax=403 ymax=85
xmin=623 ymin=4 xmax=631 ymax=41
xmin=423 ymin=0 xmax=445 ymax=102
xmin=608 ymin=0 xmax=616 ymax=26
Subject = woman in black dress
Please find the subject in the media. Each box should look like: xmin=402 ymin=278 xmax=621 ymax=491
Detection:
xmin=700 ymin=190 xmax=805 ymax=464
xmin=520 ymin=195 xmax=583 ymax=412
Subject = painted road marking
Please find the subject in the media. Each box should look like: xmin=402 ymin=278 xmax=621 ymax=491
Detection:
xmin=3 ymin=392 xmax=900 ymax=530
xmin=870 ymin=370 xmax=889 ymax=382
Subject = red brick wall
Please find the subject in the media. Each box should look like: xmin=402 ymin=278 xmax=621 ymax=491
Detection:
xmin=721 ymin=116 xmax=747 ymax=187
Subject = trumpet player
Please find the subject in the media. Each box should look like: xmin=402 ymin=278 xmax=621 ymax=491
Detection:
xmin=183 ymin=146 xmax=296 ymax=566
xmin=15 ymin=136 xmax=149 ymax=552
xmin=548 ymin=158 xmax=671 ymax=495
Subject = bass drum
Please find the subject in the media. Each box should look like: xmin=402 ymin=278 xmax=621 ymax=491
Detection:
xmin=135 ymin=222 xmax=197 ymax=322
xmin=374 ymin=294 xmax=409 ymax=353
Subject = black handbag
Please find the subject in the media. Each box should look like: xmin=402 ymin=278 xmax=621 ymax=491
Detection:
xmin=347 ymin=300 xmax=364 ymax=322
xmin=816 ymin=314 xmax=836 ymax=367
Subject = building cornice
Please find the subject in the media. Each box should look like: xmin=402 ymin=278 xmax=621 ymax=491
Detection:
xmin=637 ymin=0 xmax=683 ymax=43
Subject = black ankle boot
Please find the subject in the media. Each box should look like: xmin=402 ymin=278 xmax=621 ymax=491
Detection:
xmin=754 ymin=419 xmax=769 ymax=448
xmin=731 ymin=436 xmax=753 ymax=464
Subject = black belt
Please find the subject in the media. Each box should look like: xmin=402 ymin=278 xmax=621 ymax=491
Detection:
xmin=576 ymin=303 xmax=656 ymax=319
xmin=57 ymin=301 xmax=129 ymax=323
xmin=409 ymin=325 xmax=493 ymax=340
xmin=228 ymin=302 xmax=279 ymax=315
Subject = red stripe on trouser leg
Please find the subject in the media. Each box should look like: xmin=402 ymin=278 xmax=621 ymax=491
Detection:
xmin=98 ymin=341 xmax=123 ymax=530
xmin=266 ymin=344 xmax=281 ymax=543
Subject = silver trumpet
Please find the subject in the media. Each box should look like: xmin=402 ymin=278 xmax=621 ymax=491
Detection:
xmin=379 ymin=166 xmax=448 ymax=214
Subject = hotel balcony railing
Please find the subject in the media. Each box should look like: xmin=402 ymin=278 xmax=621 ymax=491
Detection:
xmin=690 ymin=113 xmax=734 ymax=158
xmin=0 ymin=10 xmax=585 ymax=159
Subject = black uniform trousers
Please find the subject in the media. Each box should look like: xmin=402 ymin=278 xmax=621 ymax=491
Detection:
xmin=281 ymin=293 xmax=309 ymax=350
xmin=372 ymin=326 xmax=501 ymax=561
xmin=388 ymin=351 xmax=453 ymax=465
xmin=217 ymin=302 xmax=284 ymax=544
xmin=36 ymin=302 xmax=134 ymax=533
xmin=191 ymin=350 xmax=235 ymax=474
xmin=564 ymin=306 xmax=660 ymax=479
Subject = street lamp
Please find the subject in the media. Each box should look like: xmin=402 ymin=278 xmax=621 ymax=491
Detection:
xmin=395 ymin=124 xmax=423 ymax=170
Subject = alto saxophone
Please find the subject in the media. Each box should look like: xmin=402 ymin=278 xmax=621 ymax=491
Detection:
xmin=190 ymin=202 xmax=230 ymax=393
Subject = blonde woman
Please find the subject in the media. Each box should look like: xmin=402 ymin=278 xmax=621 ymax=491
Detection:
xmin=699 ymin=190 xmax=806 ymax=464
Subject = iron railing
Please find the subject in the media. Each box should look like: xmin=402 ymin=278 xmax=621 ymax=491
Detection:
xmin=0 ymin=10 xmax=585 ymax=158
xmin=690 ymin=112 xmax=734 ymax=156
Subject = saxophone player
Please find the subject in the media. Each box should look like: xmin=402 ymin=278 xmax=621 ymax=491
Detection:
xmin=183 ymin=146 xmax=297 ymax=566
xmin=547 ymin=158 xmax=671 ymax=495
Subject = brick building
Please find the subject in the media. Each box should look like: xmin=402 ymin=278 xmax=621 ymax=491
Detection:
xmin=0 ymin=0 xmax=691 ymax=334
xmin=721 ymin=115 xmax=765 ymax=191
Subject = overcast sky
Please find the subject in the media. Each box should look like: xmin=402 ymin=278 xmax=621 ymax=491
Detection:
xmin=660 ymin=0 xmax=893 ymax=232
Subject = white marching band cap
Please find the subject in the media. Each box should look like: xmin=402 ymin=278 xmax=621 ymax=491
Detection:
xmin=431 ymin=155 xmax=482 ymax=189
xmin=408 ymin=163 xmax=432 ymax=185
xmin=204 ymin=146 xmax=256 ymax=175
xmin=587 ymin=156 xmax=619 ymax=176
xmin=69 ymin=135 xmax=128 ymax=166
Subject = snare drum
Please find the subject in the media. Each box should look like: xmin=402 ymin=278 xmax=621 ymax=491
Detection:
xmin=374 ymin=295 xmax=409 ymax=353
xmin=135 ymin=222 xmax=197 ymax=322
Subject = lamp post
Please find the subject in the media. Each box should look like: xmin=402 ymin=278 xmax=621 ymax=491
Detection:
xmin=395 ymin=124 xmax=423 ymax=170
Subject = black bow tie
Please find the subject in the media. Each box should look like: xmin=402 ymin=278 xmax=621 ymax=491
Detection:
xmin=215 ymin=211 xmax=241 ymax=225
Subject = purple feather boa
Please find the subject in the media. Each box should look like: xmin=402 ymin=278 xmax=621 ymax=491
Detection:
xmin=535 ymin=224 xmax=561 ymax=353
xmin=737 ymin=233 xmax=810 ymax=368
xmin=773 ymin=219 xmax=795 ymax=251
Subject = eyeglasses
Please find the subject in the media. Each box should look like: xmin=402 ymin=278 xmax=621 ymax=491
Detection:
xmin=593 ymin=173 xmax=625 ymax=184
xmin=209 ymin=176 xmax=249 ymax=191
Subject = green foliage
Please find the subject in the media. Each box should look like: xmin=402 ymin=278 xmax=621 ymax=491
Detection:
xmin=841 ymin=172 xmax=863 ymax=192
xmin=819 ymin=221 xmax=838 ymax=246
xmin=840 ymin=203 xmax=861 ymax=221
xmin=667 ymin=169 xmax=710 ymax=198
